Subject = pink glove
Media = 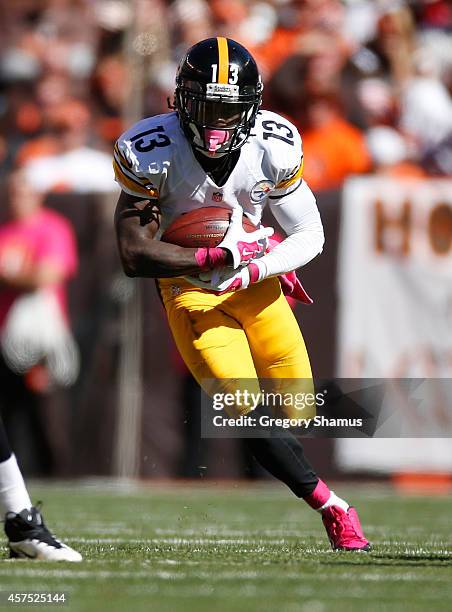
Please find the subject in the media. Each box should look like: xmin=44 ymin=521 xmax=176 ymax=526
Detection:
xmin=217 ymin=207 xmax=274 ymax=268
xmin=278 ymin=270 xmax=313 ymax=304
xmin=194 ymin=208 xmax=273 ymax=271
xmin=187 ymin=266 xmax=252 ymax=293
xmin=211 ymin=263 xmax=313 ymax=303
xmin=194 ymin=247 xmax=228 ymax=271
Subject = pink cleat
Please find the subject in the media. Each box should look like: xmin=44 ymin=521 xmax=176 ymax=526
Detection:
xmin=321 ymin=506 xmax=371 ymax=551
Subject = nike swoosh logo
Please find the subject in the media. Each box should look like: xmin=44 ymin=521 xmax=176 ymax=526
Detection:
xmin=241 ymin=249 xmax=254 ymax=256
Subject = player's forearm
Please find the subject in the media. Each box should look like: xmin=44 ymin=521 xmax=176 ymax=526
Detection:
xmin=254 ymin=226 xmax=324 ymax=279
xmin=115 ymin=192 xmax=207 ymax=278
xmin=256 ymin=180 xmax=324 ymax=278
xmin=119 ymin=238 xmax=202 ymax=278
xmin=119 ymin=234 xmax=232 ymax=278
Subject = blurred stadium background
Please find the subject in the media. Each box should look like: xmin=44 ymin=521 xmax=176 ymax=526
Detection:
xmin=0 ymin=0 xmax=451 ymax=490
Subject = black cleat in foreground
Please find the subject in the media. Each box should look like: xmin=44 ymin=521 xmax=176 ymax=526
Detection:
xmin=4 ymin=506 xmax=82 ymax=561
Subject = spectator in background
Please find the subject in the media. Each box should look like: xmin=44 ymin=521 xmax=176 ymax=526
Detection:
xmin=22 ymin=99 xmax=116 ymax=194
xmin=399 ymin=39 xmax=452 ymax=172
xmin=366 ymin=125 xmax=427 ymax=178
xmin=172 ymin=0 xmax=213 ymax=51
xmin=255 ymin=0 xmax=346 ymax=79
xmin=300 ymin=96 xmax=371 ymax=191
xmin=91 ymin=54 xmax=129 ymax=143
xmin=263 ymin=8 xmax=372 ymax=192
xmin=295 ymin=91 xmax=371 ymax=192
xmin=0 ymin=169 xmax=79 ymax=475
xmin=370 ymin=3 xmax=416 ymax=86
xmin=13 ymin=73 xmax=80 ymax=167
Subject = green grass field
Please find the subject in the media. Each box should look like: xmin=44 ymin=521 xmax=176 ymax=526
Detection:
xmin=0 ymin=482 xmax=451 ymax=612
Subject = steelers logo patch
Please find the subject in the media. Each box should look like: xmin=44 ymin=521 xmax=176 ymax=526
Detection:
xmin=250 ymin=180 xmax=275 ymax=203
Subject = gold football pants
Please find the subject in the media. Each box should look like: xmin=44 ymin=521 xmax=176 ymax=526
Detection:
xmin=158 ymin=276 xmax=313 ymax=418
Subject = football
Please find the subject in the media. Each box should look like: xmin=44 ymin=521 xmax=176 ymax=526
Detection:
xmin=161 ymin=206 xmax=256 ymax=248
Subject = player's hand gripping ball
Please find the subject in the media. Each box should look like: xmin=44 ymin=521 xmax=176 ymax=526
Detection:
xmin=161 ymin=206 xmax=273 ymax=268
xmin=218 ymin=207 xmax=273 ymax=268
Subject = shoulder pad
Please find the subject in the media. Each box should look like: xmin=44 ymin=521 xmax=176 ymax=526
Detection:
xmin=254 ymin=110 xmax=304 ymax=190
xmin=113 ymin=113 xmax=179 ymax=198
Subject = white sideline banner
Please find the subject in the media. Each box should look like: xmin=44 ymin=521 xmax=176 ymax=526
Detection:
xmin=336 ymin=177 xmax=452 ymax=473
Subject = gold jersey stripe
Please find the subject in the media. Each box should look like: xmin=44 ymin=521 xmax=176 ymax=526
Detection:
xmin=114 ymin=143 xmax=132 ymax=169
xmin=112 ymin=158 xmax=158 ymax=198
xmin=113 ymin=150 xmax=149 ymax=187
xmin=217 ymin=37 xmax=229 ymax=84
xmin=276 ymin=159 xmax=304 ymax=189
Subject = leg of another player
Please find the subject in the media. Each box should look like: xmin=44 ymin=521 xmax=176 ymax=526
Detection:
xmin=0 ymin=417 xmax=82 ymax=561
xmin=0 ymin=420 xmax=32 ymax=515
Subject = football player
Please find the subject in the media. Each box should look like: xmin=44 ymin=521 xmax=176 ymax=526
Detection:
xmin=0 ymin=418 xmax=82 ymax=560
xmin=114 ymin=38 xmax=370 ymax=551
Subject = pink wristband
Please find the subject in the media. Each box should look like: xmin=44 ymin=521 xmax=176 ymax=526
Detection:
xmin=195 ymin=247 xmax=227 ymax=270
xmin=248 ymin=262 xmax=261 ymax=284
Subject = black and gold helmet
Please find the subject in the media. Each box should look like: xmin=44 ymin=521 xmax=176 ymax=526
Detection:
xmin=174 ymin=37 xmax=263 ymax=156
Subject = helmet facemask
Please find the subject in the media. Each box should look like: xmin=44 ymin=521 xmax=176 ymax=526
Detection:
xmin=175 ymin=81 xmax=262 ymax=156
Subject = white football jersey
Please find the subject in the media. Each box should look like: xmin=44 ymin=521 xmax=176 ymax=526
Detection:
xmin=113 ymin=109 xmax=304 ymax=233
